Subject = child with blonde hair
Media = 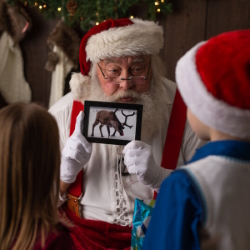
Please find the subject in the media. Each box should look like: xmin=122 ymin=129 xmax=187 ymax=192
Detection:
xmin=0 ymin=103 xmax=74 ymax=250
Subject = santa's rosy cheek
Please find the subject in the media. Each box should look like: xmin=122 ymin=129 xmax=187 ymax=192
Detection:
xmin=104 ymin=84 xmax=120 ymax=96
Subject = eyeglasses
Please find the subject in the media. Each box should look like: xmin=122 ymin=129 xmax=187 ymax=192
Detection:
xmin=97 ymin=60 xmax=151 ymax=85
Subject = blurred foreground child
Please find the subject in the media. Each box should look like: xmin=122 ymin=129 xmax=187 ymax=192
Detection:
xmin=143 ymin=29 xmax=250 ymax=249
xmin=0 ymin=103 xmax=73 ymax=250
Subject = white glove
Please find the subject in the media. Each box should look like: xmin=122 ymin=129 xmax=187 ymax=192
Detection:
xmin=60 ymin=111 xmax=92 ymax=183
xmin=123 ymin=140 xmax=171 ymax=192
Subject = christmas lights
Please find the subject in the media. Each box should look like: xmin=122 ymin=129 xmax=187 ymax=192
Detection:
xmin=6 ymin=0 xmax=172 ymax=31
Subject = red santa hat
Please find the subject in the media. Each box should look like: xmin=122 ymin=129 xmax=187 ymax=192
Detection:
xmin=176 ymin=29 xmax=250 ymax=139
xmin=70 ymin=18 xmax=164 ymax=99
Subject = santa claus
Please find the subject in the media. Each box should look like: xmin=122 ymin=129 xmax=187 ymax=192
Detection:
xmin=49 ymin=18 xmax=204 ymax=249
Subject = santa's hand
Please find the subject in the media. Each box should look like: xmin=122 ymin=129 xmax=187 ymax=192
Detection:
xmin=123 ymin=141 xmax=171 ymax=192
xmin=60 ymin=111 xmax=92 ymax=183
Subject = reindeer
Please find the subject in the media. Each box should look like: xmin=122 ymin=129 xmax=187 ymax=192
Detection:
xmin=91 ymin=108 xmax=125 ymax=138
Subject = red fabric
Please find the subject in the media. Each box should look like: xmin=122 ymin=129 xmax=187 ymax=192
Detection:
xmin=68 ymin=101 xmax=84 ymax=197
xmin=79 ymin=18 xmax=133 ymax=76
xmin=33 ymin=224 xmax=74 ymax=250
xmin=160 ymin=89 xmax=186 ymax=170
xmin=63 ymin=205 xmax=131 ymax=250
xmin=196 ymin=29 xmax=250 ymax=109
xmin=154 ymin=89 xmax=186 ymax=199
xmin=70 ymin=101 xmax=84 ymax=136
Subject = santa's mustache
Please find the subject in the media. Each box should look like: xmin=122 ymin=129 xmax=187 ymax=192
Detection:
xmin=111 ymin=89 xmax=146 ymax=102
xmin=87 ymin=70 xmax=149 ymax=103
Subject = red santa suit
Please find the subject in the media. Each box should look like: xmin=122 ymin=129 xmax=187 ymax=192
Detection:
xmin=49 ymin=18 xmax=204 ymax=249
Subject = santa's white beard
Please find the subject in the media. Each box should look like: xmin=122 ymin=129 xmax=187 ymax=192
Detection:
xmin=85 ymin=72 xmax=169 ymax=142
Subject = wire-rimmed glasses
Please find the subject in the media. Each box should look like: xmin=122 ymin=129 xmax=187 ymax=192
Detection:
xmin=97 ymin=60 xmax=151 ymax=85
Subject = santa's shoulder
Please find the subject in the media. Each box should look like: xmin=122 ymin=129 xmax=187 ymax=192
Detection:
xmin=161 ymin=77 xmax=177 ymax=104
xmin=49 ymin=92 xmax=74 ymax=117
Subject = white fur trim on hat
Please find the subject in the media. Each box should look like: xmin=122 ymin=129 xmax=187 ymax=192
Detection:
xmin=70 ymin=72 xmax=90 ymax=101
xmin=176 ymin=42 xmax=250 ymax=139
xmin=86 ymin=18 xmax=164 ymax=63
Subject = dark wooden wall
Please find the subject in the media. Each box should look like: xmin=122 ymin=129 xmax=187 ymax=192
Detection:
xmin=160 ymin=0 xmax=250 ymax=81
xmin=2 ymin=0 xmax=249 ymax=109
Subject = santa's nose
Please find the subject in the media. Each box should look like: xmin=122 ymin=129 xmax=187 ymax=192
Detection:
xmin=119 ymin=78 xmax=133 ymax=90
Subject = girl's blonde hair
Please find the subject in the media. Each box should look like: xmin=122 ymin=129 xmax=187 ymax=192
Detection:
xmin=0 ymin=103 xmax=61 ymax=250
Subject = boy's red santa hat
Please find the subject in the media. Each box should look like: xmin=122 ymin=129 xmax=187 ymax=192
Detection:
xmin=176 ymin=29 xmax=250 ymax=139
xmin=70 ymin=18 xmax=163 ymax=100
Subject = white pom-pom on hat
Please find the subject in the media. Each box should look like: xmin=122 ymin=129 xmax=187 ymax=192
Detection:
xmin=70 ymin=72 xmax=90 ymax=101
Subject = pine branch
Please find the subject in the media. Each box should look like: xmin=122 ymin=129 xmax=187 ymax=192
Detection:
xmin=6 ymin=0 xmax=173 ymax=31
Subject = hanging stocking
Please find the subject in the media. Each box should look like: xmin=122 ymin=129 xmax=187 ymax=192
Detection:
xmin=0 ymin=31 xmax=31 ymax=103
xmin=0 ymin=1 xmax=32 ymax=104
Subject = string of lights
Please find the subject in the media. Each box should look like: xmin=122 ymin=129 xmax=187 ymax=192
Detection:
xmin=6 ymin=0 xmax=172 ymax=31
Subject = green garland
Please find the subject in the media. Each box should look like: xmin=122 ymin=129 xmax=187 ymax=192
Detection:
xmin=6 ymin=0 xmax=172 ymax=31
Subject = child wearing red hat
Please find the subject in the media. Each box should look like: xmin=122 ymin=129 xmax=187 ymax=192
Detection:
xmin=141 ymin=29 xmax=250 ymax=249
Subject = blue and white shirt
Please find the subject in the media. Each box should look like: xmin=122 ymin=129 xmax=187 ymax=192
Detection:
xmin=143 ymin=140 xmax=250 ymax=250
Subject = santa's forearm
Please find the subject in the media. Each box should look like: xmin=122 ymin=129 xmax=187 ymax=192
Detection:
xmin=151 ymin=168 xmax=172 ymax=193
xmin=57 ymin=180 xmax=69 ymax=207
xmin=60 ymin=180 xmax=70 ymax=195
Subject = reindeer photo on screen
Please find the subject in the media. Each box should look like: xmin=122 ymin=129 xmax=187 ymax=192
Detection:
xmin=82 ymin=101 xmax=143 ymax=145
